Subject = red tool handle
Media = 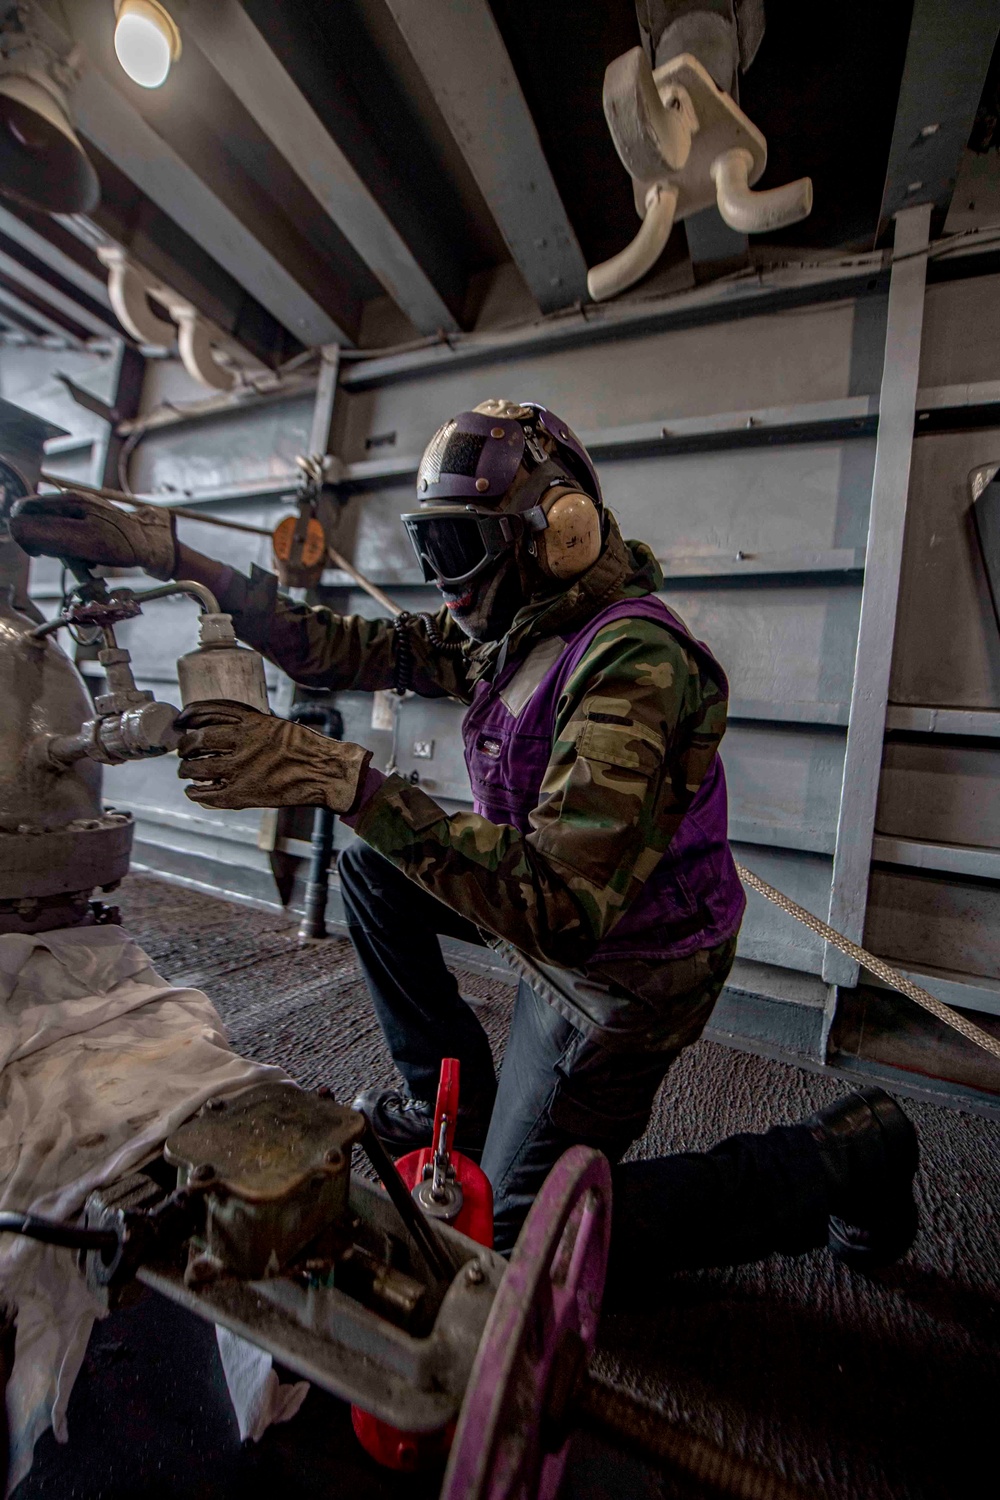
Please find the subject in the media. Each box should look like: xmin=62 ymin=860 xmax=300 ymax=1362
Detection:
xmin=433 ymin=1057 xmax=460 ymax=1162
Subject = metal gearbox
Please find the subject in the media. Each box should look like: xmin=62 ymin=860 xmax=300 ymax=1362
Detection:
xmin=163 ymin=1083 xmax=364 ymax=1280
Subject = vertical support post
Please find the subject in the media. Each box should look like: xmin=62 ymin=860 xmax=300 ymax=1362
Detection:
xmin=308 ymin=344 xmax=341 ymax=465
xmin=823 ymin=203 xmax=931 ymax=999
xmin=263 ymin=343 xmax=345 ymax=910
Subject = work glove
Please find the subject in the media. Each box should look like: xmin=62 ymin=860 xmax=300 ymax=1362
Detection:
xmin=8 ymin=491 xmax=177 ymax=581
xmin=176 ymin=700 xmax=373 ymax=813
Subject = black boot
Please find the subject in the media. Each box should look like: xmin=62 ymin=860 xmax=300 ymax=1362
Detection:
xmin=352 ymin=1086 xmax=494 ymax=1157
xmin=806 ymin=1087 xmax=919 ymax=1270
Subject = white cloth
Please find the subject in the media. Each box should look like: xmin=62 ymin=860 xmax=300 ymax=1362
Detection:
xmin=0 ymin=924 xmax=297 ymax=1491
xmin=215 ymin=1328 xmax=309 ymax=1442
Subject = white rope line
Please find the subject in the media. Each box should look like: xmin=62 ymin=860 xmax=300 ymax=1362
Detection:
xmin=736 ymin=863 xmax=1000 ymax=1063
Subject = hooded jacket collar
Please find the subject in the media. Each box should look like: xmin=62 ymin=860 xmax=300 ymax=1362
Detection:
xmin=465 ymin=515 xmax=664 ymax=684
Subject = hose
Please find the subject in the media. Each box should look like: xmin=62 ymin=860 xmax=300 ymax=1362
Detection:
xmin=0 ymin=1212 xmax=118 ymax=1254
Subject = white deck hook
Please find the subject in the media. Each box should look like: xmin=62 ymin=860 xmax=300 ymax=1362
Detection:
xmin=711 ymin=147 xmax=812 ymax=235
xmin=588 ymin=49 xmax=814 ymax=301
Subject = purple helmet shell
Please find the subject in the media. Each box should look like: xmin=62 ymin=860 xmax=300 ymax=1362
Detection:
xmin=415 ymin=401 xmax=602 ymax=509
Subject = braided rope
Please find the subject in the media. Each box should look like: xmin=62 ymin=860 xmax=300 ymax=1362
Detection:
xmin=735 ymin=863 xmax=1000 ymax=1063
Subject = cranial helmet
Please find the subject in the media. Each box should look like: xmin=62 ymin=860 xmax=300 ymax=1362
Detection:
xmin=402 ymin=400 xmax=605 ymax=587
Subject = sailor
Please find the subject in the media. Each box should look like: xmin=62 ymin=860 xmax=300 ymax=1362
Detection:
xmin=9 ymin=401 xmax=918 ymax=1262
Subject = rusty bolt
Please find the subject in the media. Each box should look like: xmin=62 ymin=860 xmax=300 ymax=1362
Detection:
xmin=490 ymin=426 xmax=505 ymax=439
xmin=324 ymin=1148 xmax=344 ymax=1168
xmin=475 ymin=477 xmax=489 ymax=492
xmin=191 ymin=1162 xmax=216 ymax=1183
xmin=184 ymin=1253 xmax=218 ymax=1288
xmin=317 ymin=1085 xmax=333 ymax=1099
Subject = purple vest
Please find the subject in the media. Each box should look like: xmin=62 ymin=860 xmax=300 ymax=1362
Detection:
xmin=463 ymin=597 xmax=746 ymax=963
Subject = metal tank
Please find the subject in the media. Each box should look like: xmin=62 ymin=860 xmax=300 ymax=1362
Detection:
xmin=0 ymin=586 xmax=133 ymax=932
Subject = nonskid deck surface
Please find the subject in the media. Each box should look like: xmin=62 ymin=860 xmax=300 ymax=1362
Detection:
xmin=13 ymin=873 xmax=1000 ymax=1500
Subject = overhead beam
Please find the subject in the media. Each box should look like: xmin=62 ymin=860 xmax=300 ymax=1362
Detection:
xmin=0 ymin=284 xmax=83 ymax=343
xmin=0 ymin=204 xmax=112 ymax=310
xmin=162 ymin=0 xmax=459 ymax=337
xmin=376 ymin=0 xmax=589 ymax=312
xmin=878 ymin=0 xmax=1000 ymax=235
xmin=0 ymin=245 xmax=118 ymax=340
xmin=38 ymin=0 xmax=352 ymax=348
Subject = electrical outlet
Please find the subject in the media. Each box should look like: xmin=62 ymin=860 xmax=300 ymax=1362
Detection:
xmin=412 ymin=739 xmax=434 ymax=759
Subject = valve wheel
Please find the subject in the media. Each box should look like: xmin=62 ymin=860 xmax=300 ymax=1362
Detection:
xmin=441 ymin=1146 xmax=612 ymax=1500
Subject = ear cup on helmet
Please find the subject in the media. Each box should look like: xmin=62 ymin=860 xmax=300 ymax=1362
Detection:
xmin=533 ymin=488 xmax=602 ymax=579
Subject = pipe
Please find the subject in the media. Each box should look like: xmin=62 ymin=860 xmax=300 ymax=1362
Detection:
xmin=288 ymin=703 xmax=344 ymax=943
xmin=126 ymin=579 xmax=221 ymax=615
xmin=711 ymin=148 xmax=813 ymax=235
xmin=587 ymin=182 xmax=679 ymax=303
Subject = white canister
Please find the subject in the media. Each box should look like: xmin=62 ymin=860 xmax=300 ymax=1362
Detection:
xmin=176 ymin=613 xmax=270 ymax=713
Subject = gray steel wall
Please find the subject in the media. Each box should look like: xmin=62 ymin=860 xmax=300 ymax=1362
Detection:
xmin=11 ymin=262 xmax=1000 ymax=1043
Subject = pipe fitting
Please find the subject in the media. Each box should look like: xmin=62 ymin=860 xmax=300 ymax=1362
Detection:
xmin=42 ymin=700 xmax=181 ymax=768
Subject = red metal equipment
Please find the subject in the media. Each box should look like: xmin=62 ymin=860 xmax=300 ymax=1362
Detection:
xmin=351 ymin=1059 xmax=493 ymax=1471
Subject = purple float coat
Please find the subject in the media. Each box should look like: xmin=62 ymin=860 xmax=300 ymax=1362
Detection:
xmin=462 ymin=595 xmax=746 ymax=964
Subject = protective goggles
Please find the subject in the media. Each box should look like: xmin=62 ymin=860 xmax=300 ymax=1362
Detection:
xmin=401 ymin=505 xmax=541 ymax=587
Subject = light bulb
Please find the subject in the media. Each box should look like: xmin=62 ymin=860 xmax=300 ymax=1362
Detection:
xmin=113 ymin=2 xmax=180 ymax=90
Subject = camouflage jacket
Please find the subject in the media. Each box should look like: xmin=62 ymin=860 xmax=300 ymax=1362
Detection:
xmin=218 ymin=518 xmax=736 ymax=1044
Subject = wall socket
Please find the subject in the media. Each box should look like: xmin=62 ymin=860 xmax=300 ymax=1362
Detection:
xmin=412 ymin=739 xmax=435 ymax=759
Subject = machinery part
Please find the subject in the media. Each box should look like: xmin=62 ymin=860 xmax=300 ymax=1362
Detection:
xmin=42 ymin=699 xmax=181 ymax=768
xmin=360 ymin=1123 xmax=456 ymax=1289
xmin=411 ymin=1056 xmax=465 ymax=1225
xmin=353 ymin=1058 xmax=495 ymax=1473
xmin=162 ymin=1083 xmax=365 ymax=1280
xmin=578 ymin=1376 xmax=809 ymax=1500
xmin=0 ymin=1211 xmax=118 ymax=1254
xmin=176 ymin=610 xmax=270 ymax=713
xmin=602 ymin=42 xmax=695 ymax=181
xmin=0 ymin=587 xmax=134 ymax=914
xmin=397 ymin=1059 xmax=494 ymax=1246
xmin=442 ymin=1146 xmax=612 ymax=1500
xmin=79 ymin=1085 xmax=506 ymax=1432
xmin=587 ymin=182 xmax=679 ymax=302
xmin=590 ymin=48 xmax=812 ymax=298
xmin=103 ymin=246 xmax=176 ymax=346
xmin=273 ymin=499 xmax=327 ymax=591
xmin=0 ymin=1 xmax=98 ymax=215
xmin=287 ymin=703 xmax=343 ymax=942
xmin=175 ymin=306 xmax=236 ymax=393
xmin=735 ymin=863 xmax=1000 ymax=1064
xmin=711 ymin=147 xmax=812 ymax=234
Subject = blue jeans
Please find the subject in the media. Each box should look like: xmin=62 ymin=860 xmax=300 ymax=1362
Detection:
xmin=338 ymin=839 xmax=830 ymax=1259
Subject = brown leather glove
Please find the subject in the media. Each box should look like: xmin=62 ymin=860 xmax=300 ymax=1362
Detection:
xmin=177 ymin=700 xmax=373 ymax=813
xmin=8 ymin=491 xmax=177 ymax=581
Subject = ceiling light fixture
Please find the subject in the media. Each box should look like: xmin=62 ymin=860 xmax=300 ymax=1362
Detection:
xmin=113 ymin=1 xmax=180 ymax=90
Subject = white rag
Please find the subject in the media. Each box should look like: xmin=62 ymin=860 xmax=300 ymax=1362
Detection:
xmin=0 ymin=924 xmax=307 ymax=1491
